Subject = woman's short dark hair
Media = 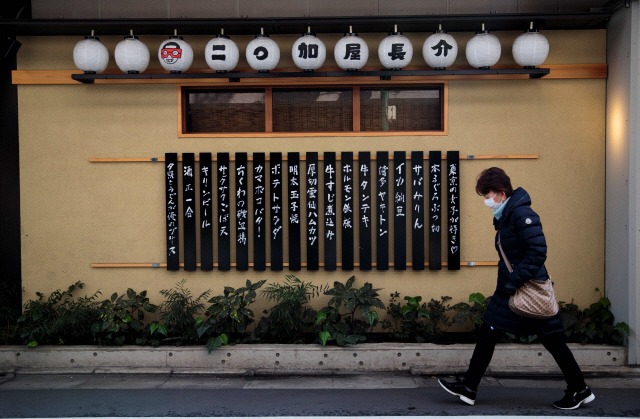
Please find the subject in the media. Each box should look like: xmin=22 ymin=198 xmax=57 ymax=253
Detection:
xmin=475 ymin=167 xmax=514 ymax=197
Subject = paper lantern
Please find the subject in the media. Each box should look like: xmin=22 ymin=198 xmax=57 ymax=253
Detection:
xmin=246 ymin=29 xmax=280 ymax=73
xmin=115 ymin=32 xmax=150 ymax=74
xmin=334 ymin=28 xmax=369 ymax=71
xmin=292 ymin=30 xmax=326 ymax=72
xmin=512 ymin=23 xmax=549 ymax=68
xmin=422 ymin=27 xmax=458 ymax=70
xmin=378 ymin=28 xmax=413 ymax=70
xmin=205 ymin=31 xmax=239 ymax=73
xmin=73 ymin=33 xmax=109 ymax=74
xmin=465 ymin=25 xmax=501 ymax=69
xmin=158 ymin=35 xmax=193 ymax=73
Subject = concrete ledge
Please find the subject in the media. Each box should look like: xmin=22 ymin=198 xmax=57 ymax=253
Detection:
xmin=0 ymin=343 xmax=627 ymax=375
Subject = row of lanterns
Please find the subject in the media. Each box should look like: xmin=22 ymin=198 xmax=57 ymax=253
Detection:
xmin=73 ymin=24 xmax=549 ymax=75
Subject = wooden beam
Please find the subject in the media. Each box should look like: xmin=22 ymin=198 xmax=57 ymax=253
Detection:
xmin=13 ymin=64 xmax=607 ymax=85
xmin=91 ymin=261 xmax=499 ymax=268
xmin=89 ymin=154 xmax=538 ymax=163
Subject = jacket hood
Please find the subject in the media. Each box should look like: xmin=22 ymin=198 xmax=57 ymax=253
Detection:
xmin=493 ymin=187 xmax=531 ymax=227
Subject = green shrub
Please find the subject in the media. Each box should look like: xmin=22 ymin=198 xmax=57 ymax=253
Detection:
xmin=314 ymin=276 xmax=385 ymax=346
xmin=17 ymin=282 xmax=101 ymax=346
xmin=91 ymin=288 xmax=158 ymax=346
xmin=381 ymin=293 xmax=430 ymax=342
xmin=158 ymin=279 xmax=211 ymax=346
xmin=258 ymin=275 xmax=326 ymax=344
xmin=452 ymin=292 xmax=491 ymax=332
xmin=0 ymin=280 xmax=21 ymax=345
xmin=559 ymin=288 xmax=630 ymax=345
xmin=197 ymin=279 xmax=266 ymax=353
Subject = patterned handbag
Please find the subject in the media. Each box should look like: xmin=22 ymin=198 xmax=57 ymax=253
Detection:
xmin=498 ymin=232 xmax=559 ymax=319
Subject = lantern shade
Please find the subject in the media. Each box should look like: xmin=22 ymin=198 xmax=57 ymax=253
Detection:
xmin=292 ymin=33 xmax=326 ymax=71
xmin=334 ymin=33 xmax=369 ymax=71
xmin=465 ymin=31 xmax=501 ymax=69
xmin=205 ymin=34 xmax=239 ymax=72
xmin=422 ymin=32 xmax=458 ymax=69
xmin=378 ymin=32 xmax=413 ymax=70
xmin=73 ymin=36 xmax=109 ymax=74
xmin=246 ymin=34 xmax=280 ymax=72
xmin=512 ymin=30 xmax=549 ymax=67
xmin=115 ymin=36 xmax=150 ymax=73
xmin=158 ymin=36 xmax=193 ymax=73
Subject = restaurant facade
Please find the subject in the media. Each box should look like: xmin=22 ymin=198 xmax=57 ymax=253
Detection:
xmin=1 ymin=0 xmax=638 ymax=366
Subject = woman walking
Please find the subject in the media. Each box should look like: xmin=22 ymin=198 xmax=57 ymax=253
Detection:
xmin=438 ymin=167 xmax=595 ymax=410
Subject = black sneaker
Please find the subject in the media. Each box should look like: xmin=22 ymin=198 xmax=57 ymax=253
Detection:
xmin=438 ymin=377 xmax=477 ymax=406
xmin=553 ymin=385 xmax=595 ymax=410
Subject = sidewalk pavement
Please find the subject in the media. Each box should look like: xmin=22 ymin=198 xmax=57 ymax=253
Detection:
xmin=1 ymin=372 xmax=640 ymax=417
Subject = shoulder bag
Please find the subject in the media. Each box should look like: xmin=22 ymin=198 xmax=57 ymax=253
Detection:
xmin=497 ymin=232 xmax=559 ymax=319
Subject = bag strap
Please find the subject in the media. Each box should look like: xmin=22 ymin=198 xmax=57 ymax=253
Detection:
xmin=498 ymin=231 xmax=551 ymax=279
xmin=497 ymin=231 xmax=513 ymax=273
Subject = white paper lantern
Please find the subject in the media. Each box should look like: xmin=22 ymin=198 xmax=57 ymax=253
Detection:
xmin=246 ymin=31 xmax=280 ymax=73
xmin=378 ymin=31 xmax=413 ymax=70
xmin=465 ymin=26 xmax=501 ymax=69
xmin=334 ymin=31 xmax=369 ymax=71
xmin=158 ymin=36 xmax=193 ymax=73
xmin=205 ymin=32 xmax=239 ymax=72
xmin=73 ymin=34 xmax=109 ymax=74
xmin=292 ymin=32 xmax=326 ymax=71
xmin=422 ymin=29 xmax=458 ymax=70
xmin=512 ymin=26 xmax=549 ymax=68
xmin=115 ymin=34 xmax=150 ymax=74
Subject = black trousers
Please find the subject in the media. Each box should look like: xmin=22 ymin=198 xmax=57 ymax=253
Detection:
xmin=463 ymin=322 xmax=586 ymax=391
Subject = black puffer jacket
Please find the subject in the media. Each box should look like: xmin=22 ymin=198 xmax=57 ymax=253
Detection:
xmin=481 ymin=187 xmax=564 ymax=336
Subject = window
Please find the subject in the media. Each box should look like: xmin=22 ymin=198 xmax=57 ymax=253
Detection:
xmin=179 ymin=83 xmax=447 ymax=136
xmin=360 ymin=87 xmax=443 ymax=132
xmin=272 ymin=88 xmax=353 ymax=132
xmin=185 ymin=89 xmax=265 ymax=133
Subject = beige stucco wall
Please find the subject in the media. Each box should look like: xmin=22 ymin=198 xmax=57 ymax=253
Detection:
xmin=16 ymin=30 xmax=606 ymax=328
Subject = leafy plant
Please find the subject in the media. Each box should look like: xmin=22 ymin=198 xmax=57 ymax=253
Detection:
xmin=0 ymin=280 xmax=21 ymax=345
xmin=314 ymin=276 xmax=385 ymax=346
xmin=559 ymin=288 xmax=630 ymax=345
xmin=452 ymin=292 xmax=491 ymax=332
xmin=17 ymin=282 xmax=101 ymax=346
xmin=258 ymin=275 xmax=325 ymax=343
xmin=158 ymin=279 xmax=211 ymax=346
xmin=381 ymin=292 xmax=430 ymax=342
xmin=198 ymin=279 xmax=266 ymax=353
xmin=91 ymin=288 xmax=158 ymax=346
xmin=426 ymin=296 xmax=455 ymax=342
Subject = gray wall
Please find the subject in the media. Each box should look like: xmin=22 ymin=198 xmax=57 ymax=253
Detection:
xmin=32 ymin=0 xmax=608 ymax=19
xmin=606 ymin=1 xmax=640 ymax=366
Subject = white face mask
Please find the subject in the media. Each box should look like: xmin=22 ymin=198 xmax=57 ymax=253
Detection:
xmin=484 ymin=192 xmax=505 ymax=210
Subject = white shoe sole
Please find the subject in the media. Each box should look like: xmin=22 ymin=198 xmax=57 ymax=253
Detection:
xmin=438 ymin=379 xmax=476 ymax=406
xmin=554 ymin=392 xmax=596 ymax=410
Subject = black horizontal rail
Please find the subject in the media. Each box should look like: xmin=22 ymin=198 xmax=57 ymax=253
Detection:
xmin=71 ymin=68 xmax=550 ymax=84
xmin=0 ymin=13 xmax=610 ymax=37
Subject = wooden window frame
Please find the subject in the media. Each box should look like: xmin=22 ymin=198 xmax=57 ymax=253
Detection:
xmin=178 ymin=82 xmax=448 ymax=138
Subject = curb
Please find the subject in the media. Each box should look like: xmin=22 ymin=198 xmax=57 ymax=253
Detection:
xmin=0 ymin=343 xmax=627 ymax=376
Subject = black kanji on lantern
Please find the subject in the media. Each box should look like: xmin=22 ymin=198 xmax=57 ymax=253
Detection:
xmin=254 ymin=46 xmax=268 ymax=60
xmin=432 ymin=40 xmax=453 ymax=57
xmin=297 ymin=43 xmax=319 ymax=59
xmin=388 ymin=44 xmax=406 ymax=60
xmin=211 ymin=44 xmax=226 ymax=61
xmin=344 ymin=44 xmax=361 ymax=60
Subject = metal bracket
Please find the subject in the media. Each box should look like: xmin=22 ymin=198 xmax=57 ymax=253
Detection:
xmin=229 ymin=77 xmax=240 ymax=82
xmin=150 ymin=157 xmax=158 ymax=162
xmin=379 ymin=76 xmax=391 ymax=81
xmin=152 ymin=263 xmax=160 ymax=268
xmin=467 ymin=155 xmax=475 ymax=160
xmin=467 ymin=262 xmax=476 ymax=266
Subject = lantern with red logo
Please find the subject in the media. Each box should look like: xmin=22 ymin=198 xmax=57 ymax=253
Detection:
xmin=158 ymin=32 xmax=193 ymax=73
